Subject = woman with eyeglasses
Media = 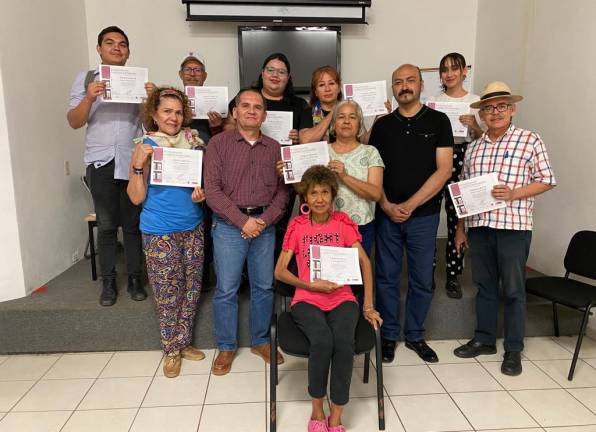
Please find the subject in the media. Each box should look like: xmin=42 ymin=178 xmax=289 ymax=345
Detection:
xmin=127 ymin=87 xmax=207 ymax=378
xmin=427 ymin=52 xmax=484 ymax=300
xmin=225 ymin=52 xmax=307 ymax=143
xmin=299 ymin=65 xmax=342 ymax=144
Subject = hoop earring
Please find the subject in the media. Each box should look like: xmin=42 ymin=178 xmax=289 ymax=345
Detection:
xmin=300 ymin=203 xmax=310 ymax=215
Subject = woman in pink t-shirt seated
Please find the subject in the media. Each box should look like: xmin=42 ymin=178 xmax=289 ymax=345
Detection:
xmin=275 ymin=165 xmax=382 ymax=432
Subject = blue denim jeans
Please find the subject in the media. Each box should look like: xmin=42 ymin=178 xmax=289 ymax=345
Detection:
xmin=375 ymin=212 xmax=439 ymax=341
xmin=358 ymin=221 xmax=375 ymax=257
xmin=212 ymin=214 xmax=275 ymax=351
xmin=468 ymin=227 xmax=531 ymax=352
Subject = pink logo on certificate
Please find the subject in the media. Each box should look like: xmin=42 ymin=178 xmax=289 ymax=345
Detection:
xmin=449 ymin=183 xmax=461 ymax=196
xmin=186 ymin=87 xmax=195 ymax=98
xmin=153 ymin=147 xmax=163 ymax=161
xmin=345 ymin=85 xmax=353 ymax=98
xmin=427 ymin=102 xmax=435 ymax=109
xmin=282 ymin=147 xmax=292 ymax=161
xmin=311 ymin=245 xmax=321 ymax=259
xmin=101 ymin=65 xmax=111 ymax=79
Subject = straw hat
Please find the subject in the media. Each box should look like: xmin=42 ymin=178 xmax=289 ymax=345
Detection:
xmin=470 ymin=81 xmax=523 ymax=109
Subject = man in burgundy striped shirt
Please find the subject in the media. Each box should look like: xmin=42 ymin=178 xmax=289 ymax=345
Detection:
xmin=205 ymin=89 xmax=289 ymax=375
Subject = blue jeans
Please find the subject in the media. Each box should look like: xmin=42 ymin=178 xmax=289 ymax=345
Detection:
xmin=468 ymin=227 xmax=531 ymax=352
xmin=375 ymin=212 xmax=439 ymax=341
xmin=212 ymin=214 xmax=275 ymax=351
xmin=359 ymin=221 xmax=375 ymax=257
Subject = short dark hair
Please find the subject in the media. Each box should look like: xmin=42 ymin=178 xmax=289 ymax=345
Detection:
xmin=97 ymin=26 xmax=129 ymax=47
xmin=439 ymin=52 xmax=467 ymax=91
xmin=296 ymin=165 xmax=339 ymax=201
xmin=234 ymin=88 xmax=267 ymax=110
xmin=254 ymin=52 xmax=296 ymax=99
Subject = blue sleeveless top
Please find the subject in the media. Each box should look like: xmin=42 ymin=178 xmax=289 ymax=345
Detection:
xmin=140 ymin=137 xmax=204 ymax=235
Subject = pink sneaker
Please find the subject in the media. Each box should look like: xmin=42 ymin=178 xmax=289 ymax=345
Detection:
xmin=308 ymin=418 xmax=328 ymax=432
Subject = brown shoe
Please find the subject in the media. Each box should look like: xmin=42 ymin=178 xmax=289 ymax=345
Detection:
xmin=163 ymin=351 xmax=182 ymax=378
xmin=251 ymin=344 xmax=284 ymax=365
xmin=212 ymin=350 xmax=236 ymax=376
xmin=181 ymin=346 xmax=206 ymax=361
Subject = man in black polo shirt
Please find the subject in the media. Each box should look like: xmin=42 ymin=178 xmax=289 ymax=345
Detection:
xmin=370 ymin=64 xmax=453 ymax=363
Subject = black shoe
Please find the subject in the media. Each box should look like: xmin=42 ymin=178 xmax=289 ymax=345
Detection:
xmin=454 ymin=339 xmax=497 ymax=358
xmin=127 ymin=276 xmax=147 ymax=301
xmin=405 ymin=339 xmax=439 ymax=363
xmin=381 ymin=339 xmax=396 ymax=363
xmin=100 ymin=279 xmax=117 ymax=306
xmin=445 ymin=276 xmax=462 ymax=299
xmin=501 ymin=351 xmax=522 ymax=376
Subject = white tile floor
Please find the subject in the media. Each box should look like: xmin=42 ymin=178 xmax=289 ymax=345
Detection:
xmin=1 ymin=336 xmax=596 ymax=431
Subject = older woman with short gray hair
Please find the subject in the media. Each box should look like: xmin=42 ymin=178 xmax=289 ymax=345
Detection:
xmin=327 ymin=99 xmax=384 ymax=258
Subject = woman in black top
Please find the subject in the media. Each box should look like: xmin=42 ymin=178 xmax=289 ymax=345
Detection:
xmin=226 ymin=52 xmax=306 ymax=142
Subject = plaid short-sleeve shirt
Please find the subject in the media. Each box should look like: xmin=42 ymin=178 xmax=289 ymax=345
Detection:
xmin=462 ymin=124 xmax=556 ymax=231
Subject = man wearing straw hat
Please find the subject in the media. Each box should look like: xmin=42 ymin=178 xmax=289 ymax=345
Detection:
xmin=452 ymin=81 xmax=556 ymax=376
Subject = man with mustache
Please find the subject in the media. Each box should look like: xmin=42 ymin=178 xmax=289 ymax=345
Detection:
xmin=178 ymin=51 xmax=224 ymax=144
xmin=453 ymin=82 xmax=555 ymax=376
xmin=178 ymin=51 xmax=224 ymax=291
xmin=369 ymin=64 xmax=454 ymax=363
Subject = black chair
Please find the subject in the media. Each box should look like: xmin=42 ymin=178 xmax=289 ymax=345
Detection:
xmin=526 ymin=230 xmax=596 ymax=380
xmin=269 ymin=259 xmax=385 ymax=432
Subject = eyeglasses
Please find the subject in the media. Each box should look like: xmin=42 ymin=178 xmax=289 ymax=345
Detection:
xmin=480 ymin=102 xmax=512 ymax=114
xmin=264 ymin=67 xmax=288 ymax=77
xmin=182 ymin=67 xmax=205 ymax=74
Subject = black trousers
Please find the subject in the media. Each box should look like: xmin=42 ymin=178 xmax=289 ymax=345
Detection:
xmin=436 ymin=143 xmax=468 ymax=278
xmin=291 ymin=301 xmax=359 ymax=405
xmin=86 ymin=160 xmax=142 ymax=281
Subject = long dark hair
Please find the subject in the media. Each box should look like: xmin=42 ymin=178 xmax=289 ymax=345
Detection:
xmin=254 ymin=52 xmax=296 ymax=98
xmin=439 ymin=52 xmax=467 ymax=92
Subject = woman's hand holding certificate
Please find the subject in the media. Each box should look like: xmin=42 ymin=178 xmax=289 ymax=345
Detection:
xmin=150 ymin=147 xmax=203 ymax=188
xmin=309 ymin=245 xmax=362 ymax=286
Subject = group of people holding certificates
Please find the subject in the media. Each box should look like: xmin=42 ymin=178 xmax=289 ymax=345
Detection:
xmin=68 ymin=25 xmax=556 ymax=432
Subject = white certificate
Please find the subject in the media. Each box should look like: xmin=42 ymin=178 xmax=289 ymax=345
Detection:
xmin=448 ymin=173 xmax=506 ymax=218
xmin=281 ymin=141 xmax=329 ymax=184
xmin=185 ymin=86 xmax=228 ymax=119
xmin=309 ymin=245 xmax=362 ymax=285
xmin=99 ymin=65 xmax=148 ymax=104
xmin=343 ymin=81 xmax=388 ymax=117
xmin=426 ymin=101 xmax=471 ymax=138
xmin=150 ymin=147 xmax=203 ymax=188
xmin=262 ymin=111 xmax=293 ymax=145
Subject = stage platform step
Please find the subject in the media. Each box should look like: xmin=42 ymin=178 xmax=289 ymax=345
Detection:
xmin=0 ymin=240 xmax=583 ymax=354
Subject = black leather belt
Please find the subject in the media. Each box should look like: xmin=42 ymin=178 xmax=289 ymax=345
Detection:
xmin=239 ymin=206 xmax=267 ymax=215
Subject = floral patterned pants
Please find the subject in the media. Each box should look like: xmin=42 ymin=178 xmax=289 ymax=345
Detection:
xmin=142 ymin=224 xmax=204 ymax=353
